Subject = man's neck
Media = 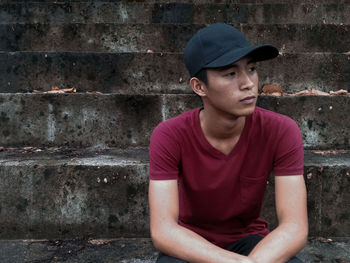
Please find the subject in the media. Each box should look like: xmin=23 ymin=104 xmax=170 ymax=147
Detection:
xmin=199 ymin=108 xmax=246 ymax=155
xmin=199 ymin=107 xmax=246 ymax=139
xmin=198 ymin=107 xmax=246 ymax=157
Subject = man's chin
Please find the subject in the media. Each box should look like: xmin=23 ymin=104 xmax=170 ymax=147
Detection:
xmin=240 ymin=105 xmax=256 ymax=116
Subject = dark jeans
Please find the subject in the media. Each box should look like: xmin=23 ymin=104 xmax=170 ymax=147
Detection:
xmin=156 ymin=234 xmax=303 ymax=263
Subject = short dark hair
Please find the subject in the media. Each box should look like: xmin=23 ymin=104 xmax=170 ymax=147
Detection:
xmin=194 ymin=68 xmax=208 ymax=86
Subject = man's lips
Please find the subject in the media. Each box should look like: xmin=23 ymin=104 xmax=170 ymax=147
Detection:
xmin=240 ymin=96 xmax=256 ymax=102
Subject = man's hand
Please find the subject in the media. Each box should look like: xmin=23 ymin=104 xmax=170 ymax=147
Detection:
xmin=248 ymin=175 xmax=308 ymax=263
xmin=149 ymin=179 xmax=256 ymax=263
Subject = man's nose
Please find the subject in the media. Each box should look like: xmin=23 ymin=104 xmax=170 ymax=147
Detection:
xmin=239 ymin=71 xmax=255 ymax=90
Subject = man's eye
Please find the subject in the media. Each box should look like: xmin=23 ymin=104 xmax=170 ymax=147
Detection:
xmin=249 ymin=66 xmax=257 ymax=72
xmin=226 ymin=72 xmax=236 ymax=76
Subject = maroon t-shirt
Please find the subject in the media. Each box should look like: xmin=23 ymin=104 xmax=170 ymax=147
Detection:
xmin=149 ymin=107 xmax=304 ymax=248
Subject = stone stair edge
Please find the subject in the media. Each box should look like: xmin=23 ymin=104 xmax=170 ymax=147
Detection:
xmin=1 ymin=21 xmax=349 ymax=26
xmin=0 ymin=146 xmax=150 ymax=165
xmin=0 ymin=91 xmax=349 ymax=97
xmin=1 ymin=2 xmax=348 ymax=5
xmin=1 ymin=2 xmax=349 ymax=25
xmin=0 ymin=93 xmax=349 ymax=149
xmin=2 ymin=236 xmax=350 ymax=242
xmin=0 ymin=148 xmax=348 ymax=239
xmin=1 ymin=0 xmax=345 ymax=1
xmin=1 ymin=0 xmax=349 ymax=2
xmin=1 ymin=236 xmax=350 ymax=242
xmin=0 ymin=93 xmax=349 ymax=105
xmin=1 ymin=22 xmax=349 ymax=25
xmin=1 ymin=52 xmax=349 ymax=94
xmin=2 ymin=21 xmax=349 ymax=53
xmin=0 ymin=147 xmax=349 ymax=167
xmin=0 ymin=237 xmax=348 ymax=263
xmin=1 ymin=2 xmax=349 ymax=6
xmin=2 ymin=51 xmax=348 ymax=54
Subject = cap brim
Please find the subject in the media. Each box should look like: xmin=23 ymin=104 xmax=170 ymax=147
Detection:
xmin=205 ymin=44 xmax=279 ymax=69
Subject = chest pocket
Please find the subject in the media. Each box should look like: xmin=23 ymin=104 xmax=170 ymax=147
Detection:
xmin=239 ymin=175 xmax=267 ymax=207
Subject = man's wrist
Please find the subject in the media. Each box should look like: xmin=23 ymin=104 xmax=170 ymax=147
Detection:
xmin=239 ymin=256 xmax=257 ymax=263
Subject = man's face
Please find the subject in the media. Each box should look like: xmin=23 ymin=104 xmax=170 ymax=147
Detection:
xmin=204 ymin=56 xmax=259 ymax=118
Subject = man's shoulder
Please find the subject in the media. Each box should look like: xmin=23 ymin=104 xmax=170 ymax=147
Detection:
xmin=250 ymin=107 xmax=301 ymax=141
xmin=254 ymin=106 xmax=297 ymax=128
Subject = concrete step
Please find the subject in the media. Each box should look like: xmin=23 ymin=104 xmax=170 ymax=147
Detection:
xmin=1 ymin=52 xmax=349 ymax=94
xmin=0 ymin=148 xmax=349 ymax=239
xmin=1 ymin=0 xmax=348 ymax=3
xmin=0 ymin=147 xmax=150 ymax=239
xmin=0 ymin=94 xmax=349 ymax=149
xmin=0 ymin=237 xmax=349 ymax=263
xmin=263 ymin=151 xmax=350 ymax=237
xmin=1 ymin=0 xmax=349 ymax=3
xmin=0 ymin=2 xmax=349 ymax=25
xmin=1 ymin=23 xmax=349 ymax=53
xmin=0 ymin=94 xmax=163 ymax=148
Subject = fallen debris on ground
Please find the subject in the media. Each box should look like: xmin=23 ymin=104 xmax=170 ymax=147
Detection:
xmin=312 ymin=150 xmax=348 ymax=155
xmin=260 ymin=86 xmax=349 ymax=96
xmin=33 ymin=87 xmax=77 ymax=93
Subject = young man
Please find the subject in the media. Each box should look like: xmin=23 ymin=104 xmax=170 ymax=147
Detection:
xmin=148 ymin=23 xmax=308 ymax=263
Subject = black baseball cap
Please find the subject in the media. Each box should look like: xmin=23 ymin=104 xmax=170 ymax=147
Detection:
xmin=184 ymin=23 xmax=279 ymax=77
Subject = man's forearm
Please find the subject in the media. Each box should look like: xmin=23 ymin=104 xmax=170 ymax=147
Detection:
xmin=152 ymin=222 xmax=255 ymax=263
xmin=248 ymin=222 xmax=308 ymax=263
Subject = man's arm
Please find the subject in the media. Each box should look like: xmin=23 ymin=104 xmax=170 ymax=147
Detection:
xmin=248 ymin=175 xmax=308 ymax=263
xmin=149 ymin=179 xmax=255 ymax=263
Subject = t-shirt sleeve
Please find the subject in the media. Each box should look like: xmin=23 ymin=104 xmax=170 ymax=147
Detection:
xmin=273 ymin=118 xmax=304 ymax=176
xmin=149 ymin=122 xmax=181 ymax=180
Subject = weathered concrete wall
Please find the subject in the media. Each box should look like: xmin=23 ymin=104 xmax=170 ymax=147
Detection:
xmin=1 ymin=2 xmax=349 ymax=94
xmin=0 ymin=94 xmax=349 ymax=149
xmin=0 ymin=52 xmax=348 ymax=93
xmin=262 ymin=152 xmax=350 ymax=237
xmin=0 ymin=149 xmax=349 ymax=239
xmin=0 ymin=148 xmax=149 ymax=239
xmin=1 ymin=24 xmax=349 ymax=53
xmin=0 ymin=0 xmax=349 ymax=242
xmin=0 ymin=2 xmax=349 ymax=24
xmin=258 ymin=96 xmax=350 ymax=149
xmin=0 ymin=94 xmax=163 ymax=148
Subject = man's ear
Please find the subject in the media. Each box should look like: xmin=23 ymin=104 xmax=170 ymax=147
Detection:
xmin=190 ymin=77 xmax=207 ymax=97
